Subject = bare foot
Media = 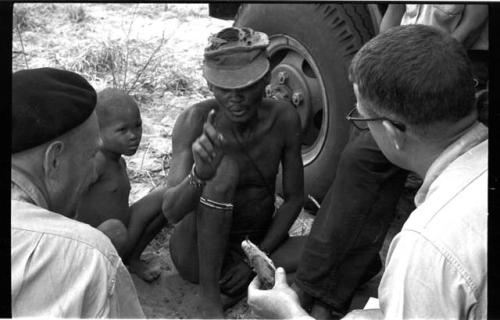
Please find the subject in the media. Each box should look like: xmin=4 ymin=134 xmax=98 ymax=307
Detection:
xmin=129 ymin=256 xmax=161 ymax=282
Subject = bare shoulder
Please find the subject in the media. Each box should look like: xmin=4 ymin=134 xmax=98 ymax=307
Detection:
xmin=172 ymin=99 xmax=217 ymax=143
xmin=262 ymin=98 xmax=301 ymax=130
xmin=174 ymin=99 xmax=217 ymax=131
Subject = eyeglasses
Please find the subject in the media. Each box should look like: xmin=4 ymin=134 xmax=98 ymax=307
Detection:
xmin=345 ymin=105 xmax=406 ymax=132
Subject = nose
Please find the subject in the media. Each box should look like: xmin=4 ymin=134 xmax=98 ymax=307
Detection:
xmin=228 ymin=89 xmax=243 ymax=101
xmin=128 ymin=129 xmax=141 ymax=142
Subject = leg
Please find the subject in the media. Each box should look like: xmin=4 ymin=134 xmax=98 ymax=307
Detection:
xmin=196 ymin=156 xmax=239 ymax=318
xmin=169 ymin=156 xmax=239 ymax=318
xmin=127 ymin=214 xmax=167 ymax=282
xmin=97 ymin=218 xmax=128 ymax=256
xmin=295 ymin=130 xmax=408 ymax=315
xmin=122 ymin=187 xmax=168 ymax=281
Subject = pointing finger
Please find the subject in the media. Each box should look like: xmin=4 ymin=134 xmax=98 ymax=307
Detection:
xmin=207 ymin=109 xmax=216 ymax=125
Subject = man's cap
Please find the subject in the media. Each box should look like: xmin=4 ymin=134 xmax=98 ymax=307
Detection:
xmin=203 ymin=27 xmax=270 ymax=89
xmin=12 ymin=67 xmax=97 ymax=154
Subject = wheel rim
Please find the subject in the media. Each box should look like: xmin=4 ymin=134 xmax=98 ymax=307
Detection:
xmin=266 ymin=34 xmax=328 ymax=166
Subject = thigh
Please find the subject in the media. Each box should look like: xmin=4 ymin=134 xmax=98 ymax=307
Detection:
xmin=169 ymin=211 xmax=199 ymax=283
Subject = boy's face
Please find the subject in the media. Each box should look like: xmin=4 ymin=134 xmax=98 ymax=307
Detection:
xmin=99 ymin=100 xmax=142 ymax=156
xmin=211 ymin=78 xmax=267 ymax=124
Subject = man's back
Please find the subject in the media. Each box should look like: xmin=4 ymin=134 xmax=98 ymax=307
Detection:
xmin=379 ymin=126 xmax=487 ymax=319
xmin=12 ymin=199 xmax=143 ymax=318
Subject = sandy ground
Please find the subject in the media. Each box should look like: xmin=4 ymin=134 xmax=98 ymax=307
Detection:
xmin=13 ymin=4 xmax=418 ymax=318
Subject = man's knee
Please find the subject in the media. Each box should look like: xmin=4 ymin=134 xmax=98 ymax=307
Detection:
xmin=98 ymin=219 xmax=128 ymax=254
xmin=204 ymin=156 xmax=239 ymax=201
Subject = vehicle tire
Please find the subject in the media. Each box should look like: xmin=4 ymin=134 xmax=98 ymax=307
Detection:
xmin=234 ymin=4 xmax=375 ymax=203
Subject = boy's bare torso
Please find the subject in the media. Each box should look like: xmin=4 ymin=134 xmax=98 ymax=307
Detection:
xmin=77 ymin=155 xmax=131 ymax=227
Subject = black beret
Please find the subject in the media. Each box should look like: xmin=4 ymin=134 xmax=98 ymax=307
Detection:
xmin=12 ymin=68 xmax=97 ymax=154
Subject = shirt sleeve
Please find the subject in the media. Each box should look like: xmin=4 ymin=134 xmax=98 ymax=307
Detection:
xmin=107 ymin=261 xmax=145 ymax=318
xmin=378 ymin=231 xmax=478 ymax=319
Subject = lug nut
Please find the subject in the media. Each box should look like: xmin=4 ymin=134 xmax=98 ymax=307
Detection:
xmin=292 ymin=92 xmax=303 ymax=106
xmin=278 ymin=72 xmax=288 ymax=84
xmin=265 ymin=85 xmax=273 ymax=97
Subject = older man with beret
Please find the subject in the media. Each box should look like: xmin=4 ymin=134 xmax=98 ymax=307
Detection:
xmin=11 ymin=68 xmax=144 ymax=317
xmin=162 ymin=27 xmax=306 ymax=318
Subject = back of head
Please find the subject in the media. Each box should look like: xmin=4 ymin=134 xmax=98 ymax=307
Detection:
xmin=12 ymin=67 xmax=97 ymax=154
xmin=349 ymin=24 xmax=475 ymax=134
xmin=202 ymin=27 xmax=270 ymax=89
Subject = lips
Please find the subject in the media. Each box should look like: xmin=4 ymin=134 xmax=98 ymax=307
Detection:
xmin=229 ymin=105 xmax=247 ymax=117
xmin=128 ymin=143 xmax=140 ymax=151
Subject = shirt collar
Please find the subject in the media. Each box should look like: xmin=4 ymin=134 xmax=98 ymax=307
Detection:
xmin=11 ymin=165 xmax=49 ymax=209
xmin=415 ymin=122 xmax=488 ymax=207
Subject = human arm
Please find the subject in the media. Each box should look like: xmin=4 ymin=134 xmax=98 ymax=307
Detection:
xmin=248 ymin=267 xmax=313 ymax=319
xmin=259 ymin=106 xmax=304 ymax=254
xmin=379 ymin=4 xmax=405 ymax=33
xmin=451 ymin=5 xmax=488 ymax=48
xmin=162 ymin=107 xmax=225 ymax=223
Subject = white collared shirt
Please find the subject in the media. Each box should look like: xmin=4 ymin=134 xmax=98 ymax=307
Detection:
xmin=378 ymin=123 xmax=488 ymax=319
xmin=11 ymin=168 xmax=144 ymax=318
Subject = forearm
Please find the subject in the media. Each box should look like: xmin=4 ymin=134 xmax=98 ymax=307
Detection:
xmin=259 ymin=197 xmax=302 ymax=253
xmin=162 ymin=177 xmax=203 ymax=223
xmin=379 ymin=4 xmax=405 ymax=33
xmin=451 ymin=5 xmax=488 ymax=48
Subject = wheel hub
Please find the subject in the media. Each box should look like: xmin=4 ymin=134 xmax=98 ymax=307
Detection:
xmin=265 ymin=34 xmax=329 ymax=165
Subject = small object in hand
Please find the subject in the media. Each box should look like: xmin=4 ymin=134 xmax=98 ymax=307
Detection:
xmin=241 ymin=238 xmax=276 ymax=289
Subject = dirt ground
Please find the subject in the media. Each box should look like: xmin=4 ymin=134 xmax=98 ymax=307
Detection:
xmin=12 ymin=4 xmax=419 ymax=318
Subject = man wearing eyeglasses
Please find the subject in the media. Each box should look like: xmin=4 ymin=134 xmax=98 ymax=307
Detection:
xmin=247 ymin=24 xmax=487 ymax=319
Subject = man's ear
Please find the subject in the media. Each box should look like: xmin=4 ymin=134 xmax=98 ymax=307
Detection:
xmin=43 ymin=141 xmax=65 ymax=179
xmin=382 ymin=120 xmax=406 ymax=151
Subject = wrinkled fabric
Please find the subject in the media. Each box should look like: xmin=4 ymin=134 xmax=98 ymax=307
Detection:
xmin=11 ymin=167 xmax=144 ymax=318
xmin=379 ymin=122 xmax=488 ymax=319
xmin=295 ymin=130 xmax=408 ymax=312
xmin=401 ymin=4 xmax=488 ymax=50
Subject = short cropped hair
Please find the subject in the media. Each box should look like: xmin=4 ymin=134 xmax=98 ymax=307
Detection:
xmin=349 ymin=24 xmax=475 ymax=128
xmin=95 ymin=88 xmax=137 ymax=126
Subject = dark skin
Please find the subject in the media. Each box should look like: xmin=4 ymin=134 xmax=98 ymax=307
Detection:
xmin=76 ymin=90 xmax=168 ymax=282
xmin=162 ymin=76 xmax=306 ymax=317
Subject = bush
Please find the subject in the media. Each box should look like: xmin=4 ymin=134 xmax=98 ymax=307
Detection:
xmin=67 ymin=5 xmax=86 ymax=23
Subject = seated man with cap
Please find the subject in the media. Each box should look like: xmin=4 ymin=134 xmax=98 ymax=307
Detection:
xmin=162 ymin=27 xmax=306 ymax=318
xmin=11 ymin=68 xmax=144 ymax=317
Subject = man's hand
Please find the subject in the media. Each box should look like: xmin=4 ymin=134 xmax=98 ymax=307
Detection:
xmin=219 ymin=260 xmax=255 ymax=296
xmin=192 ymin=109 xmax=225 ymax=180
xmin=248 ymin=267 xmax=313 ymax=319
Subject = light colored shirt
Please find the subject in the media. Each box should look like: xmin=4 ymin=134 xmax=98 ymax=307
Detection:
xmin=401 ymin=4 xmax=488 ymax=50
xmin=378 ymin=122 xmax=488 ymax=319
xmin=11 ymin=167 xmax=145 ymax=318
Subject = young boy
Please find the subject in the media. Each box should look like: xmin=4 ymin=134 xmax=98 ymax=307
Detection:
xmin=76 ymin=88 xmax=167 ymax=282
